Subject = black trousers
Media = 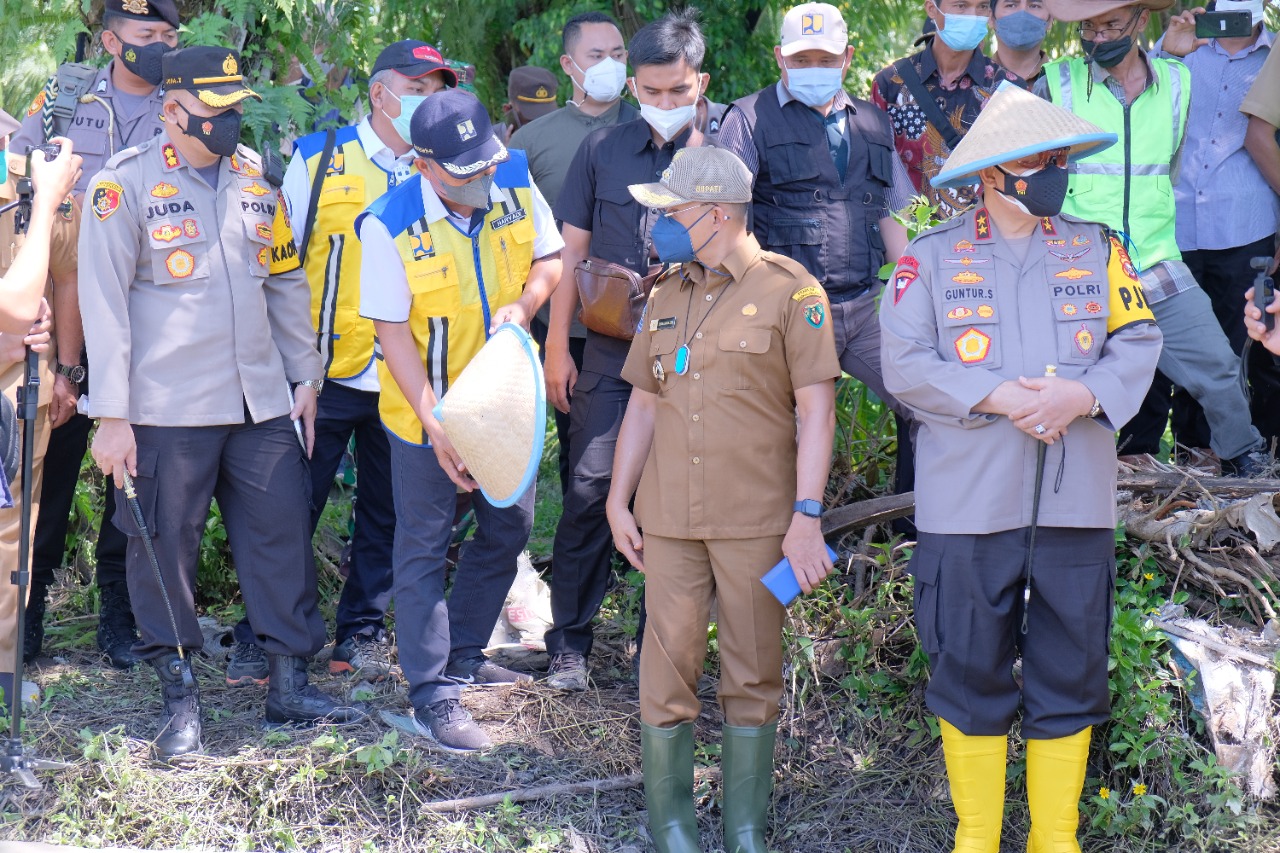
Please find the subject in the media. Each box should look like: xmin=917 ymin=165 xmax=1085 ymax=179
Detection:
xmin=910 ymin=527 xmax=1115 ymax=739
xmin=121 ymin=418 xmax=325 ymax=660
xmin=546 ymin=369 xmax=632 ymax=658
xmin=232 ymin=382 xmax=396 ymax=646
xmin=1121 ymin=235 xmax=1280 ymax=456
xmin=31 ymin=410 xmax=127 ymax=588
xmin=529 ymin=318 xmax=586 ymax=497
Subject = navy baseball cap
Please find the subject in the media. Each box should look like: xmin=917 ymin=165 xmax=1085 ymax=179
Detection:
xmin=371 ymin=40 xmax=459 ymax=87
xmin=410 ymin=89 xmax=509 ymax=178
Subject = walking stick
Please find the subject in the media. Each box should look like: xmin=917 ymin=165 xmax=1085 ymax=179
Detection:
xmin=1020 ymin=364 xmax=1055 ymax=635
xmin=121 ymin=472 xmax=194 ymax=689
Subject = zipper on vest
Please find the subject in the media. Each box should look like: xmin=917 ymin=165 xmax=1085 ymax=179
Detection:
xmin=1121 ymin=105 xmax=1131 ymax=242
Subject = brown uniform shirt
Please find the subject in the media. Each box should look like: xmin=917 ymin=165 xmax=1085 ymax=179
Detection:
xmin=622 ymin=233 xmax=840 ymax=540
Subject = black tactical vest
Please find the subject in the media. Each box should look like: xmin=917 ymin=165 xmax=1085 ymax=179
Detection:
xmin=729 ymin=85 xmax=896 ymax=298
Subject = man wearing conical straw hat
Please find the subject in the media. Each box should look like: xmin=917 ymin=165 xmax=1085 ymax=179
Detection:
xmin=880 ymin=81 xmax=1162 ymax=852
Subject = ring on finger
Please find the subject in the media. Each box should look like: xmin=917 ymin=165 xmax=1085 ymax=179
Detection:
xmin=1034 ymin=423 xmax=1047 ymax=435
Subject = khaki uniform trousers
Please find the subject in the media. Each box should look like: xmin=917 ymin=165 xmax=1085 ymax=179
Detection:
xmin=640 ymin=533 xmax=786 ymax=729
xmin=0 ymin=355 xmax=52 ymax=677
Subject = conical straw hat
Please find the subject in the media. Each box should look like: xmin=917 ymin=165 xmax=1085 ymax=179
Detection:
xmin=432 ymin=323 xmax=546 ymax=508
xmin=932 ymin=80 xmax=1116 ymax=189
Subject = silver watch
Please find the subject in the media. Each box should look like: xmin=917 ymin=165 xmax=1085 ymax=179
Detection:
xmin=297 ymin=378 xmax=324 ymax=396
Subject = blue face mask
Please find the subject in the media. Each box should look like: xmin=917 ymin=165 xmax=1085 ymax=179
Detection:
xmin=383 ymin=90 xmax=429 ymax=145
xmin=995 ymin=10 xmax=1048 ymax=51
xmin=785 ymin=66 xmax=846 ymax=108
xmin=651 ymin=206 xmax=714 ymax=264
xmin=936 ymin=13 xmax=990 ymax=52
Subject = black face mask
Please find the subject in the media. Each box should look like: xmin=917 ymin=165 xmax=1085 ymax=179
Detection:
xmin=119 ymin=41 xmax=169 ymax=87
xmin=177 ymin=103 xmax=242 ymax=157
xmin=1080 ymin=35 xmax=1133 ymax=68
xmin=996 ymin=161 xmax=1069 ymax=218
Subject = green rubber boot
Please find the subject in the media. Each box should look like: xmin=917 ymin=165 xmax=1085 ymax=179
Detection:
xmin=641 ymin=721 xmax=702 ymax=853
xmin=721 ymin=722 xmax=776 ymax=853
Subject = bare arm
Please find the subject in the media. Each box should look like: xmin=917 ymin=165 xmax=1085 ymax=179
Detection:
xmin=1244 ymin=115 xmax=1280 ymax=198
xmin=784 ymin=380 xmax=837 ymax=594
xmin=605 ymin=387 xmax=657 ymax=571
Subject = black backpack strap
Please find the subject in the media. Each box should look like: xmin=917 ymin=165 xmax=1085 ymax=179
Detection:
xmin=893 ymin=57 xmax=964 ymax=152
xmin=47 ymin=63 xmax=97 ymax=140
xmin=298 ymin=128 xmax=336 ymax=266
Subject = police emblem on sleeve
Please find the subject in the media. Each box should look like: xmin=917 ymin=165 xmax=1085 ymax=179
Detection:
xmin=804 ymin=301 xmax=825 ymax=329
xmin=892 ymin=256 xmax=919 ymax=305
xmin=954 ymin=328 xmax=991 ymax=363
xmin=91 ymin=181 xmax=123 ymax=221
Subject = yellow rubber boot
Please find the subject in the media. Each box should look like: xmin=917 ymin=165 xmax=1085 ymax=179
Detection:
xmin=939 ymin=718 xmax=1007 ymax=853
xmin=1025 ymin=727 xmax=1091 ymax=853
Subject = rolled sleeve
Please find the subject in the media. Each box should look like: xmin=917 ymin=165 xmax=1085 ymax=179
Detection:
xmin=621 ymin=299 xmax=659 ymax=393
xmin=357 ymin=216 xmax=411 ymax=323
xmin=48 ymin=195 xmax=81 ymax=279
xmin=1241 ymin=46 xmax=1280 ymax=126
xmin=553 ymin=131 xmax=599 ymax=232
xmin=879 ymin=255 xmax=1003 ymax=427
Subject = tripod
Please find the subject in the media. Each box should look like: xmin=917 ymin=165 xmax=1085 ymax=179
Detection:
xmin=0 ymin=174 xmax=71 ymax=790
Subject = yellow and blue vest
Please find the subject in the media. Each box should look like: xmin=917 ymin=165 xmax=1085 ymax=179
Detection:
xmin=357 ymin=151 xmax=536 ymax=445
xmin=1046 ymin=56 xmax=1190 ymax=271
xmin=294 ymin=125 xmax=406 ymax=379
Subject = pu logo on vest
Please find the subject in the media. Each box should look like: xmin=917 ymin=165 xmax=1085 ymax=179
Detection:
xmin=410 ymin=233 xmax=434 ymax=260
xmin=326 ymin=151 xmax=345 ymax=175
xmin=148 ymin=200 xmax=196 ymax=220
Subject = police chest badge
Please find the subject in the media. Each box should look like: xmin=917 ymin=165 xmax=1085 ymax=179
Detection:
xmin=91 ymin=181 xmax=123 ymax=221
xmin=1074 ymin=324 xmax=1094 ymax=356
xmin=954 ymin=328 xmax=991 ymax=364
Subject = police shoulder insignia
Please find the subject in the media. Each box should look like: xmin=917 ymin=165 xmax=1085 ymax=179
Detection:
xmin=973 ymin=208 xmax=992 ymax=241
xmin=893 ymin=266 xmax=918 ymax=305
xmin=1039 ymin=217 xmax=1056 ymax=236
xmin=804 ymin=301 xmax=825 ymax=329
xmin=91 ymin=181 xmax=123 ymax=221
xmin=954 ymin=328 xmax=991 ymax=364
xmin=791 ymin=285 xmax=823 ymax=302
xmin=161 ymin=143 xmax=181 ymax=169
xmin=165 ymin=248 xmax=195 ymax=279
xmin=150 ymin=182 xmax=178 ymax=198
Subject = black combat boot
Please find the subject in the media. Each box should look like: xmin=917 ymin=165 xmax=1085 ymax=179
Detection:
xmin=23 ymin=581 xmax=48 ymax=664
xmin=265 ymin=655 xmax=366 ymax=725
xmin=151 ymin=653 xmax=203 ymax=760
xmin=97 ymin=581 xmax=142 ymax=669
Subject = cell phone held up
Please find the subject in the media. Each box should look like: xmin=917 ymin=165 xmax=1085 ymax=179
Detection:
xmin=1253 ymin=256 xmax=1275 ymax=334
xmin=1195 ymin=10 xmax=1253 ymax=39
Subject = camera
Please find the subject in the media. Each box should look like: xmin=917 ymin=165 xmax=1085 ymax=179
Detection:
xmin=28 ymin=142 xmax=62 ymax=161
xmin=1253 ymin=256 xmax=1275 ymax=334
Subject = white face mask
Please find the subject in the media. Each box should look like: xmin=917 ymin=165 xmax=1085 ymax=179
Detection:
xmin=570 ymin=56 xmax=627 ymax=103
xmin=638 ymin=103 xmax=696 ymax=141
xmin=1215 ymin=0 xmax=1265 ymax=27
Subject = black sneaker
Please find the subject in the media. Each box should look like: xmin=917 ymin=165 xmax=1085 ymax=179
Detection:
xmin=330 ymin=633 xmax=395 ymax=681
xmin=545 ymin=652 xmax=588 ymax=692
xmin=1226 ymin=449 xmax=1271 ymax=479
xmin=412 ymin=698 xmax=493 ymax=753
xmin=445 ymin=656 xmax=533 ymax=685
xmin=226 ymin=641 xmax=270 ymax=686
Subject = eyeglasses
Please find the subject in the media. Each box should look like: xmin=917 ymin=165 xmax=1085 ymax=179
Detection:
xmin=662 ymin=202 xmax=711 ymax=219
xmin=1078 ymin=8 xmax=1140 ymax=41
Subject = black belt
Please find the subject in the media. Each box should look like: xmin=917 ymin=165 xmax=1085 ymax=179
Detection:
xmin=826 ymin=282 xmax=881 ymax=304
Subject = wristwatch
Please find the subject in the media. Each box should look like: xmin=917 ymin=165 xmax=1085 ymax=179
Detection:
xmin=56 ymin=362 xmax=86 ymax=384
xmin=793 ymin=499 xmax=823 ymax=519
xmin=297 ymin=378 xmax=324 ymax=396
xmin=1087 ymin=397 xmax=1103 ymax=419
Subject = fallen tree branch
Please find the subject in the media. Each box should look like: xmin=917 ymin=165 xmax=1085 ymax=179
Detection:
xmin=1119 ymin=473 xmax=1280 ymax=499
xmin=822 ymin=492 xmax=915 ymax=538
xmin=422 ymin=767 xmax=721 ymax=813
xmin=1152 ymin=618 xmax=1278 ymax=669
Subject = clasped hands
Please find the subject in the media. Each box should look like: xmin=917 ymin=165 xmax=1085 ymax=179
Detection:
xmin=985 ymin=375 xmax=1096 ymax=444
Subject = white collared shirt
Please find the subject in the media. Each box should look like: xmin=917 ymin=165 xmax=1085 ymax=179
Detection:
xmin=359 ymin=170 xmax=563 ymax=323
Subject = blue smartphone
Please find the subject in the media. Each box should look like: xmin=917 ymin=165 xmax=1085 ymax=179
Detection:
xmin=760 ymin=545 xmax=839 ymax=606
